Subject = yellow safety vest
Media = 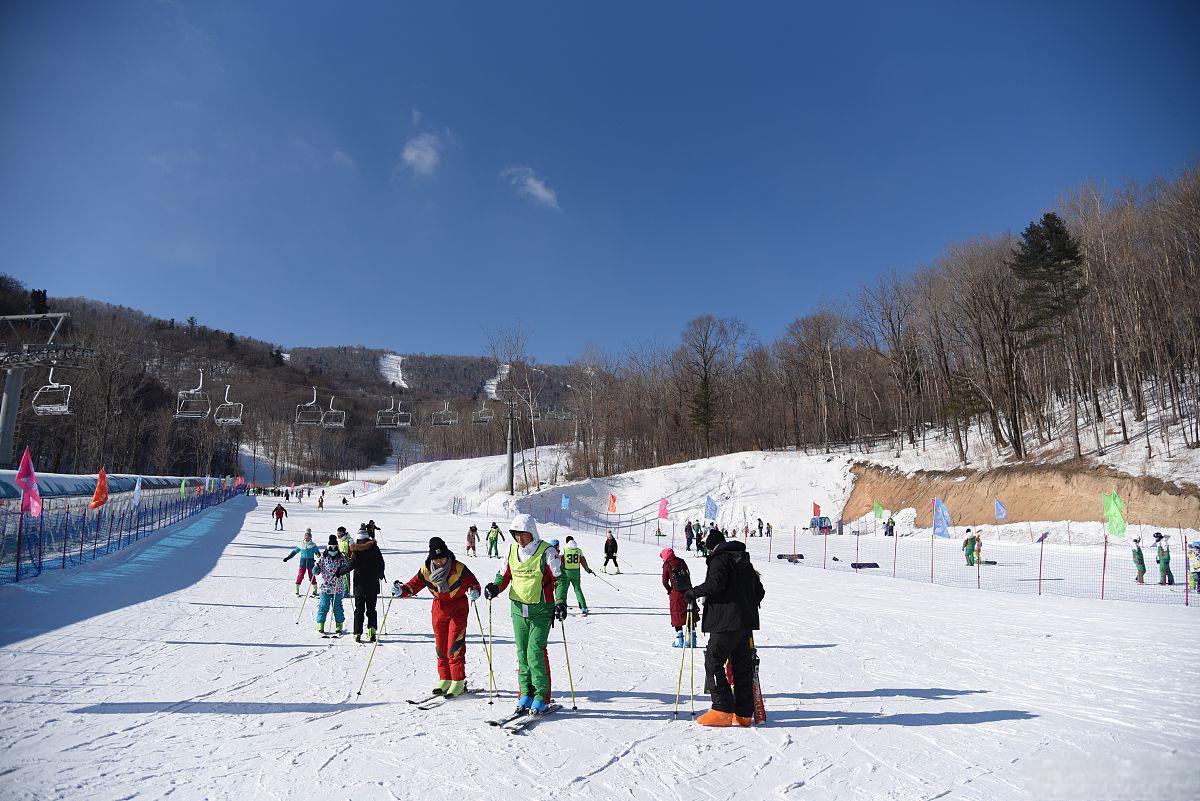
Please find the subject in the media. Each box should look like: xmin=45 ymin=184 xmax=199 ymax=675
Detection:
xmin=507 ymin=540 xmax=549 ymax=604
xmin=562 ymin=546 xmax=584 ymax=572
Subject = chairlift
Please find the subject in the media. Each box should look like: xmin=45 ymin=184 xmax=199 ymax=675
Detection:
xmin=395 ymin=403 xmax=412 ymax=428
xmin=31 ymin=367 xmax=72 ymax=416
xmin=472 ymin=400 xmax=494 ymax=425
xmin=174 ymin=369 xmax=212 ymax=420
xmin=295 ymin=387 xmax=324 ymax=426
xmin=527 ymin=404 xmax=541 ymax=423
xmin=544 ymin=408 xmax=561 ymax=421
xmin=376 ymin=396 xmax=402 ymax=429
xmin=432 ymin=401 xmax=458 ymax=427
xmin=214 ymin=385 xmax=244 ymax=427
xmin=322 ymin=396 xmax=346 ymax=429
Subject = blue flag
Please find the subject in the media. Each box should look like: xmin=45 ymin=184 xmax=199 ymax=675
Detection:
xmin=994 ymin=498 xmax=1007 ymax=521
xmin=932 ymin=498 xmax=952 ymax=538
xmin=704 ymin=495 xmax=718 ymax=520
xmin=132 ymin=475 xmax=143 ymax=509
xmin=560 ymin=495 xmax=570 ymax=510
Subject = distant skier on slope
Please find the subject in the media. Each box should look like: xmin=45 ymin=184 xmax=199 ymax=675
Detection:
xmin=466 ymin=525 xmax=480 ymax=557
xmin=282 ymin=529 xmax=320 ymax=596
xmin=272 ymin=503 xmax=288 ymax=531
xmin=366 ymin=520 xmax=381 ymax=539
xmin=486 ymin=522 xmax=505 ymax=558
xmin=560 ymin=536 xmax=594 ymax=615
xmin=962 ymin=530 xmax=976 ymax=566
xmin=1154 ymin=532 xmax=1174 ymax=585
xmin=661 ymin=548 xmax=698 ymax=648
xmin=313 ymin=535 xmax=350 ymax=636
xmin=482 ymin=514 xmax=565 ymax=716
xmin=337 ymin=528 xmax=386 ymax=643
xmin=685 ymin=528 xmax=765 ymax=727
xmin=1131 ymin=536 xmax=1146 ymax=584
xmin=685 ymin=520 xmax=694 ymax=552
xmin=603 ymin=532 xmax=620 ymax=574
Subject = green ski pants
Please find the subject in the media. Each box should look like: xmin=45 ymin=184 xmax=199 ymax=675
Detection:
xmin=511 ymin=602 xmax=553 ymax=702
xmin=562 ymin=570 xmax=587 ymax=609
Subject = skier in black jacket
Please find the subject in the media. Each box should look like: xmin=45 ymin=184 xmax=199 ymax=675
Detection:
xmin=336 ymin=529 xmax=387 ymax=642
xmin=602 ymin=532 xmax=620 ymax=574
xmin=685 ymin=528 xmax=764 ymax=727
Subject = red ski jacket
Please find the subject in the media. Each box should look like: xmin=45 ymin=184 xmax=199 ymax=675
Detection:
xmin=401 ymin=559 xmax=480 ymax=620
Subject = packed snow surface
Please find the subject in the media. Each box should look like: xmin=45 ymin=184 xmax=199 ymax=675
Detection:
xmin=0 ymin=487 xmax=1196 ymax=800
xmin=378 ymin=353 xmax=408 ymax=389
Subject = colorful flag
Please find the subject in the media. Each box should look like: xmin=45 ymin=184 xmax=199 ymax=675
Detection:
xmin=1102 ymin=491 xmax=1127 ymax=539
xmin=196 ymin=483 xmax=203 ymax=496
xmin=813 ymin=502 xmax=821 ymax=518
xmin=932 ymin=498 xmax=952 ymax=538
xmin=658 ymin=498 xmax=669 ymax=520
xmin=873 ymin=501 xmax=884 ymax=519
xmin=179 ymin=478 xmax=186 ymax=498
xmin=234 ymin=476 xmax=245 ymax=487
xmin=994 ymin=498 xmax=1008 ymax=521
xmin=607 ymin=494 xmax=617 ymax=513
xmin=560 ymin=495 xmax=570 ymax=510
xmin=704 ymin=495 xmax=718 ymax=520
xmin=89 ymin=468 xmax=109 ymax=510
xmin=132 ymin=475 xmax=143 ymax=509
xmin=15 ymin=446 xmax=42 ymax=518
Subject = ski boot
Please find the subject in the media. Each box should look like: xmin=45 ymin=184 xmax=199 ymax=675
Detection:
xmin=445 ymin=680 xmax=466 ymax=698
xmin=734 ymin=715 xmax=753 ymax=727
xmin=367 ymin=627 xmax=377 ymax=643
xmin=514 ymin=695 xmax=533 ymax=714
xmin=294 ymin=584 xmax=301 ymax=597
xmin=433 ymin=679 xmax=452 ymax=696
xmin=672 ymin=632 xmax=685 ymax=648
xmin=580 ymin=608 xmax=589 ymax=617
xmin=354 ymin=633 xmax=363 ymax=643
xmin=690 ymin=631 xmax=698 ymax=648
xmin=317 ymin=622 xmax=326 ymax=636
xmin=310 ymin=584 xmax=318 ymax=597
xmin=531 ymin=698 xmax=551 ymax=715
xmin=696 ymin=709 xmax=736 ymax=727
xmin=615 ymin=567 xmax=621 ymax=574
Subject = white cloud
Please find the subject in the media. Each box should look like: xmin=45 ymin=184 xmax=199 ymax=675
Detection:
xmin=399 ymin=133 xmax=442 ymax=176
xmin=500 ymin=165 xmax=560 ymax=210
xmin=332 ymin=150 xmax=356 ymax=170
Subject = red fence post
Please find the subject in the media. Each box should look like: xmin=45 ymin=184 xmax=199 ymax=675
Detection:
xmin=793 ymin=526 xmax=797 ymax=559
xmin=62 ymin=504 xmax=70 ymax=569
xmin=14 ymin=510 xmax=25 ymax=583
xmin=930 ymin=533 xmax=935 ymax=584
xmin=36 ymin=511 xmax=44 ymax=575
xmin=1183 ymin=528 xmax=1189 ymax=608
xmin=892 ymin=533 xmax=898 ymax=578
xmin=854 ymin=532 xmax=860 ymax=572
xmin=1100 ymin=535 xmax=1108 ymax=600
xmin=1037 ymin=536 xmax=1044 ymax=596
xmin=823 ymin=532 xmax=828 ymax=569
xmin=79 ymin=509 xmax=87 ymax=563
xmin=976 ymin=544 xmax=981 ymax=590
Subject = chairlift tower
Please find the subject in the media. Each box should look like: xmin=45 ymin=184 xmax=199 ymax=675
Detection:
xmin=0 ymin=313 xmax=95 ymax=468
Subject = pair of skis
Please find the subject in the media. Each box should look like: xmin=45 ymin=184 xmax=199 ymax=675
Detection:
xmin=406 ymin=688 xmax=481 ymax=711
xmin=486 ymin=704 xmax=562 ymax=734
xmin=722 ymin=640 xmax=768 ymax=724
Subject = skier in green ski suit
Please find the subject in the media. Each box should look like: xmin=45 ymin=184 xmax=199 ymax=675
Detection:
xmin=560 ymin=536 xmax=594 ymax=615
xmin=483 ymin=513 xmax=567 ymax=716
xmin=1153 ymin=532 xmax=1174 ymax=585
xmin=962 ymin=531 xmax=976 ymax=566
xmin=486 ymin=523 xmax=505 ymax=558
xmin=1131 ymin=536 xmax=1146 ymax=584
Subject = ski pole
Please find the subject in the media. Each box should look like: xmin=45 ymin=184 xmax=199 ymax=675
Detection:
xmin=589 ymin=571 xmax=621 ymax=592
xmin=357 ymin=593 xmax=396 ymax=697
xmin=294 ymin=581 xmax=311 ymax=625
xmin=473 ymin=599 xmax=497 ymax=704
xmin=673 ymin=614 xmax=689 ymax=718
xmin=689 ymin=609 xmax=696 ymax=718
xmin=560 ymin=616 xmax=577 ymax=710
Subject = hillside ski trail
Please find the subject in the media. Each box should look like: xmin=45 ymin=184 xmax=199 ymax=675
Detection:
xmin=0 ymin=498 xmax=1195 ymax=801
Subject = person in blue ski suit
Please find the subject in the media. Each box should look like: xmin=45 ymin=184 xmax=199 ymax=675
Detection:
xmin=283 ymin=529 xmax=321 ymax=596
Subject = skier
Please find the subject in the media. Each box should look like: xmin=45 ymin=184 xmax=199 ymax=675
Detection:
xmin=366 ymin=519 xmax=381 ymax=539
xmin=685 ymin=520 xmax=694 ymax=552
xmin=1132 ymin=536 xmax=1146 ymax=584
xmin=661 ymin=548 xmax=698 ymax=648
xmin=342 ymin=496 xmax=348 ymax=506
xmin=272 ymin=503 xmax=288 ymax=531
xmin=337 ymin=527 xmax=386 ymax=643
xmin=486 ymin=522 xmax=505 ymax=558
xmin=313 ymin=535 xmax=350 ymax=636
xmin=765 ymin=522 xmax=772 ymax=538
xmin=962 ymin=530 xmax=975 ymax=566
xmin=603 ymin=531 xmax=620 ymax=574
xmin=560 ymin=535 xmax=594 ymax=615
xmin=974 ymin=530 xmax=983 ymax=566
xmin=757 ymin=518 xmax=763 ymax=538
xmin=684 ymin=528 xmax=765 ymax=727
xmin=466 ymin=525 xmax=479 ymax=557
xmin=282 ymin=529 xmax=320 ymax=596
xmin=1188 ymin=541 xmax=1200 ymax=592
xmin=393 ymin=537 xmax=480 ymax=695
xmin=482 ymin=514 xmax=565 ymax=716
xmin=1154 ymin=532 xmax=1174 ymax=585
xmin=337 ymin=526 xmax=353 ymax=594
xmin=317 ymin=495 xmax=324 ymax=510
xmin=884 ymin=517 xmax=895 ymax=537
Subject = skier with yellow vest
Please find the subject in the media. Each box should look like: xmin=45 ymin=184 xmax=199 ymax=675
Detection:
xmin=483 ymin=513 xmax=566 ymax=716
xmin=559 ymin=535 xmax=594 ymax=616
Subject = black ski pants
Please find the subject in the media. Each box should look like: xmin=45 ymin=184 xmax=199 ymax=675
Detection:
xmin=353 ymin=595 xmax=378 ymax=634
xmin=703 ymin=628 xmax=754 ymax=717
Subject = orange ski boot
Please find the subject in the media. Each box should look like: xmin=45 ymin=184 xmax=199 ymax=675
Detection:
xmin=696 ymin=709 xmax=736 ymax=727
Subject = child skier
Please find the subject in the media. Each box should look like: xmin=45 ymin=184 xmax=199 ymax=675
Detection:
xmin=603 ymin=532 xmax=620 ymax=574
xmin=482 ymin=514 xmax=566 ymax=716
xmin=1132 ymin=536 xmax=1146 ymax=584
xmin=560 ymin=536 xmax=594 ymax=615
xmin=661 ymin=548 xmax=698 ymax=648
xmin=282 ymin=529 xmax=320 ymax=596
xmin=962 ymin=530 xmax=975 ymax=566
xmin=394 ymin=537 xmax=481 ymax=697
xmin=1154 ymin=532 xmax=1174 ymax=585
xmin=486 ymin=522 xmax=505 ymax=558
xmin=337 ymin=527 xmax=386 ymax=643
xmin=313 ymin=535 xmax=350 ymax=636
xmin=466 ymin=525 xmax=479 ymax=557
xmin=974 ymin=531 xmax=983 ymax=565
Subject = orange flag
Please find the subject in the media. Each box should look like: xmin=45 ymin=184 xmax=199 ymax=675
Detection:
xmin=89 ymin=468 xmax=109 ymax=510
xmin=607 ymin=494 xmax=617 ymax=513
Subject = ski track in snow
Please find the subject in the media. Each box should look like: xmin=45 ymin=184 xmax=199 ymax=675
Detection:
xmin=0 ymin=495 xmax=1196 ymax=801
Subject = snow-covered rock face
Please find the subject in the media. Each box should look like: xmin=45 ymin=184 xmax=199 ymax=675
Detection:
xmin=378 ymin=353 xmax=408 ymax=389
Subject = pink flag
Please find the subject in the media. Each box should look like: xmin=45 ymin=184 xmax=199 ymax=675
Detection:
xmin=813 ymin=502 xmax=821 ymax=517
xmin=15 ymin=446 xmax=42 ymax=518
xmin=658 ymin=498 xmax=668 ymax=520
xmin=607 ymin=494 xmax=617 ymax=513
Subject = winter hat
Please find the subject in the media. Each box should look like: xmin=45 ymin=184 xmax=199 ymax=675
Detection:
xmin=705 ymin=529 xmax=725 ymax=553
xmin=304 ymin=528 xmax=312 ymax=538
xmin=327 ymin=534 xmax=338 ymax=546
xmin=336 ymin=526 xmax=347 ymax=535
xmin=428 ymin=536 xmax=451 ymax=560
xmin=355 ymin=528 xmax=371 ymax=541
xmin=660 ymin=548 xmax=675 ymax=561
xmin=550 ymin=539 xmax=560 ymax=548
xmin=565 ymin=536 xmax=575 ymax=544
xmin=508 ymin=513 xmax=539 ymax=539
xmin=1153 ymin=532 xmax=1164 ymax=540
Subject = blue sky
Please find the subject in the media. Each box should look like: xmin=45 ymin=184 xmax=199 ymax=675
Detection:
xmin=2 ymin=1 xmax=1197 ymax=363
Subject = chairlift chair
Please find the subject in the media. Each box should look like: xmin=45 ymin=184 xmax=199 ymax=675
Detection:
xmin=174 ymin=369 xmax=212 ymax=420
xmin=295 ymin=387 xmax=324 ymax=426
xmin=214 ymin=385 xmax=244 ymax=427
xmin=527 ymin=405 xmax=541 ymax=423
xmin=395 ymin=404 xmax=412 ymax=428
xmin=472 ymin=401 xmax=494 ymax=425
xmin=322 ymin=396 xmax=346 ymax=429
xmin=376 ymin=396 xmax=402 ymax=429
xmin=31 ymin=367 xmax=72 ymax=416
xmin=431 ymin=401 xmax=458 ymax=427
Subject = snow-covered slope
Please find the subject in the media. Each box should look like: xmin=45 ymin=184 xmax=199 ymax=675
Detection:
xmin=378 ymin=352 xmax=408 ymax=389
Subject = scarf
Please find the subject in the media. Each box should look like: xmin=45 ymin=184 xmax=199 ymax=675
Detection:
xmin=427 ymin=558 xmax=453 ymax=593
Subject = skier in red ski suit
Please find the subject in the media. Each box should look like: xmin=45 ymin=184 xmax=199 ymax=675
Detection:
xmin=661 ymin=548 xmax=698 ymax=648
xmin=393 ymin=536 xmax=481 ymax=697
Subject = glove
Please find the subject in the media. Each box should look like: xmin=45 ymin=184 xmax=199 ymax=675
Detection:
xmin=586 ymin=568 xmax=595 ymax=575
xmin=483 ymin=582 xmax=499 ymax=601
xmin=467 ymin=587 xmax=480 ymax=603
xmin=683 ymin=588 xmax=696 ymax=601
xmin=554 ymin=602 xmax=568 ymax=621
xmin=391 ymin=580 xmax=405 ymax=598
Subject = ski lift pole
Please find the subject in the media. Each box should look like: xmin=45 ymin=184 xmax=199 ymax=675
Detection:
xmin=357 ymin=594 xmax=397 ymax=697
xmin=473 ymin=599 xmax=497 ymax=704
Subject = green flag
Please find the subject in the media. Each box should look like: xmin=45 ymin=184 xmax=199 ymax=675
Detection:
xmin=179 ymin=478 xmax=186 ymax=499
xmin=873 ymin=501 xmax=884 ymax=519
xmin=1102 ymin=491 xmax=1127 ymax=539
